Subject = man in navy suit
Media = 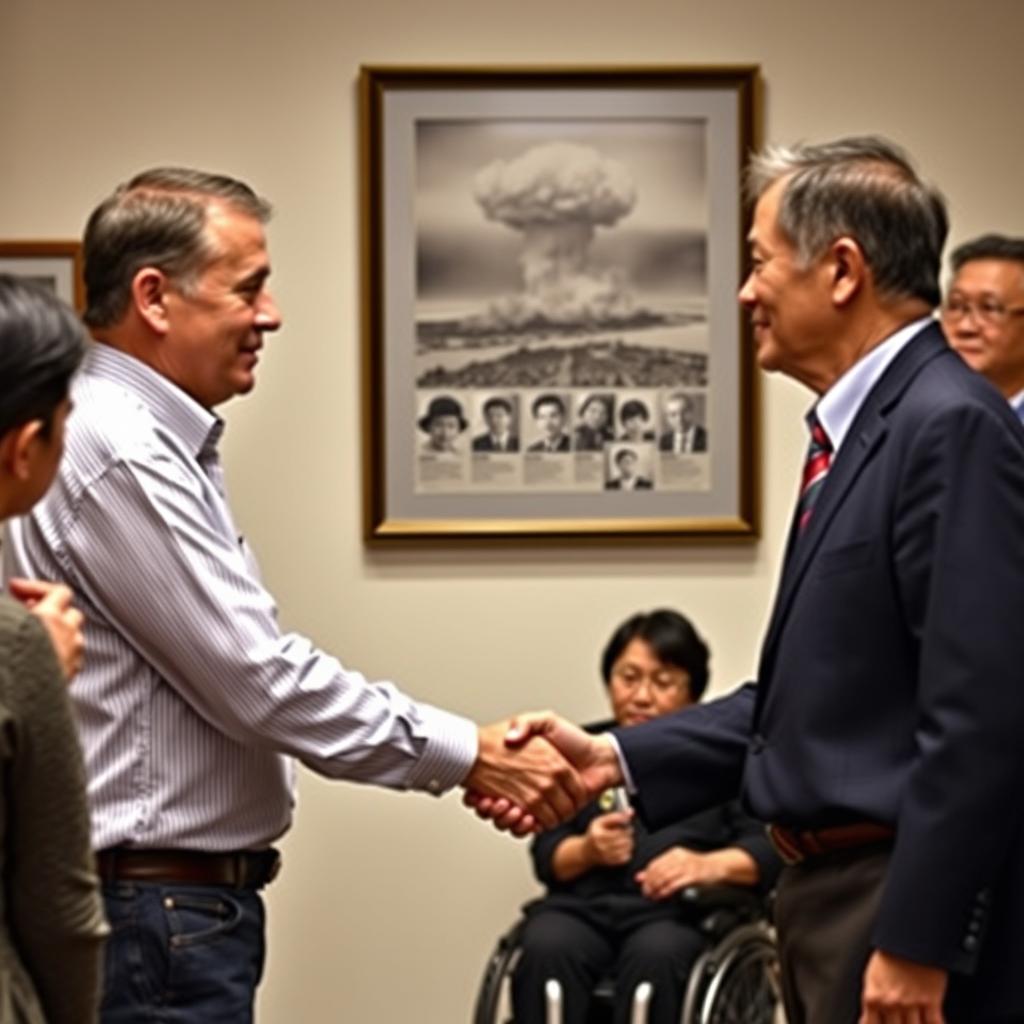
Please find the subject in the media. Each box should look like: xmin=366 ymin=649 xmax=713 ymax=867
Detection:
xmin=475 ymin=138 xmax=1024 ymax=1024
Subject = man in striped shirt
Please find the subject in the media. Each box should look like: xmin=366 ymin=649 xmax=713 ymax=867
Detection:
xmin=2 ymin=168 xmax=585 ymax=1024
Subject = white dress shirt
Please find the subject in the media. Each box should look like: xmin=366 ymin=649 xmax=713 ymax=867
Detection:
xmin=3 ymin=344 xmax=477 ymax=852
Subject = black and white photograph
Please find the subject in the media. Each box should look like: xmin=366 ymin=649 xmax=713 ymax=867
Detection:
xmin=471 ymin=393 xmax=520 ymax=454
xmin=0 ymin=241 xmax=83 ymax=311
xmin=573 ymin=392 xmax=616 ymax=452
xmin=617 ymin=393 xmax=658 ymax=443
xmin=658 ymin=390 xmax=708 ymax=454
xmin=415 ymin=119 xmax=708 ymax=392
xmin=605 ymin=444 xmax=655 ymax=491
xmin=362 ymin=66 xmax=759 ymax=540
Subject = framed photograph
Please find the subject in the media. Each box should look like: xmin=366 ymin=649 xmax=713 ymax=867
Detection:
xmin=361 ymin=65 xmax=761 ymax=543
xmin=0 ymin=241 xmax=84 ymax=312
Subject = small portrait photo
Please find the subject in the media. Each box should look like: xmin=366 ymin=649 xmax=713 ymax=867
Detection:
xmin=472 ymin=394 xmax=520 ymax=453
xmin=617 ymin=395 xmax=657 ymax=443
xmin=573 ymin=392 xmax=615 ymax=452
xmin=525 ymin=392 xmax=572 ymax=453
xmin=659 ymin=391 xmax=708 ymax=454
xmin=417 ymin=393 xmax=468 ymax=456
xmin=606 ymin=444 xmax=654 ymax=491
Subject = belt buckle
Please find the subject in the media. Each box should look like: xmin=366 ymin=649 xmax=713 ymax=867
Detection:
xmin=767 ymin=824 xmax=804 ymax=866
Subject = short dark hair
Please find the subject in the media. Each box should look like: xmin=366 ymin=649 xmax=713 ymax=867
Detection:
xmin=951 ymin=234 xmax=1024 ymax=273
xmin=620 ymin=399 xmax=649 ymax=423
xmin=614 ymin=447 xmax=638 ymax=467
xmin=483 ymin=396 xmax=513 ymax=416
xmin=600 ymin=608 xmax=710 ymax=702
xmin=531 ymin=393 xmax=565 ymax=417
xmin=83 ymin=167 xmax=272 ymax=329
xmin=0 ymin=275 xmax=86 ymax=438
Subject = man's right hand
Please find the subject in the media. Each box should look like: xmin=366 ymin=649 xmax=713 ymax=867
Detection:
xmin=465 ymin=717 xmax=590 ymax=835
xmin=9 ymin=578 xmax=84 ymax=681
xmin=584 ymin=810 xmax=634 ymax=867
xmin=464 ymin=711 xmax=624 ymax=834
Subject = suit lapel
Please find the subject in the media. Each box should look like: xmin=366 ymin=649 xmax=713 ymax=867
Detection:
xmin=757 ymin=324 xmax=950 ymax=690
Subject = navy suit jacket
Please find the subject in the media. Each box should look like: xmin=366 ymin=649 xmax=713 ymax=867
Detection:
xmin=616 ymin=324 xmax=1024 ymax=1015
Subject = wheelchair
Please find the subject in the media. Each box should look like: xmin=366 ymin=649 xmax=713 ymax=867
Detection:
xmin=473 ymin=884 xmax=782 ymax=1024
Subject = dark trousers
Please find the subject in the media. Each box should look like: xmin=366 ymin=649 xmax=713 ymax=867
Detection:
xmin=773 ymin=845 xmax=1018 ymax=1024
xmin=773 ymin=845 xmax=890 ymax=1024
xmin=511 ymin=904 xmax=706 ymax=1024
xmin=100 ymin=882 xmax=266 ymax=1023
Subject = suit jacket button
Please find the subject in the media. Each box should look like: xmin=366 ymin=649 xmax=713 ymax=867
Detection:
xmin=963 ymin=935 xmax=980 ymax=953
xmin=750 ymin=733 xmax=766 ymax=754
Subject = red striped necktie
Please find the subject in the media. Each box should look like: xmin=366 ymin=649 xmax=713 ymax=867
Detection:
xmin=797 ymin=411 xmax=833 ymax=532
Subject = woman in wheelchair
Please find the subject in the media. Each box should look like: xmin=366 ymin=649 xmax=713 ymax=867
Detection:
xmin=510 ymin=609 xmax=781 ymax=1024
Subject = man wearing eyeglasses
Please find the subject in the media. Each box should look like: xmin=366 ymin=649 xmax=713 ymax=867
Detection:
xmin=943 ymin=235 xmax=1024 ymax=421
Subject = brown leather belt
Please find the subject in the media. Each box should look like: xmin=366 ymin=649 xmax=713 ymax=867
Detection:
xmin=767 ymin=822 xmax=895 ymax=865
xmin=96 ymin=847 xmax=281 ymax=890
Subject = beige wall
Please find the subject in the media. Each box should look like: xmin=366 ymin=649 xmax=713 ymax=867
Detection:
xmin=3 ymin=0 xmax=1023 ymax=1020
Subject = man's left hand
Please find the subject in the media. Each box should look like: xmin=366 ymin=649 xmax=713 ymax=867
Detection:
xmin=859 ymin=949 xmax=947 ymax=1024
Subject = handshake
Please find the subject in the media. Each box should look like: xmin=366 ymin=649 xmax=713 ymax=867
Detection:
xmin=464 ymin=713 xmax=626 ymax=836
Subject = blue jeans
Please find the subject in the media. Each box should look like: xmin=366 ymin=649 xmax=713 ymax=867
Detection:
xmin=101 ymin=882 xmax=266 ymax=1023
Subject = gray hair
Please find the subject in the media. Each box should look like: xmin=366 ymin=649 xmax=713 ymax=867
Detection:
xmin=746 ymin=136 xmax=947 ymax=307
xmin=951 ymin=234 xmax=1024 ymax=273
xmin=83 ymin=167 xmax=272 ymax=328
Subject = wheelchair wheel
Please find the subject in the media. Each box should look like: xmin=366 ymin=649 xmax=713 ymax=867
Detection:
xmin=473 ymin=920 xmax=524 ymax=1024
xmin=682 ymin=922 xmax=781 ymax=1024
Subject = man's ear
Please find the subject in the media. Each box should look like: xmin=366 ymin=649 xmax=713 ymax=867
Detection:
xmin=131 ymin=267 xmax=172 ymax=335
xmin=828 ymin=237 xmax=866 ymax=307
xmin=0 ymin=420 xmax=45 ymax=481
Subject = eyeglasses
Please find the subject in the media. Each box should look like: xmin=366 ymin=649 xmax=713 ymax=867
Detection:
xmin=942 ymin=296 xmax=1024 ymax=326
xmin=610 ymin=666 xmax=687 ymax=696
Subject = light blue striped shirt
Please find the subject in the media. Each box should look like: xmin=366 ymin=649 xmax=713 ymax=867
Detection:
xmin=3 ymin=343 xmax=478 ymax=852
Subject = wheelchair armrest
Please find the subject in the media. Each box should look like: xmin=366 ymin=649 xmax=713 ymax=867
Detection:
xmin=678 ymin=884 xmax=767 ymax=938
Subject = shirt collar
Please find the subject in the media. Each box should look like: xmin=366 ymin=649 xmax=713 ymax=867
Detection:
xmin=83 ymin=342 xmax=224 ymax=457
xmin=1008 ymin=388 xmax=1024 ymax=423
xmin=815 ymin=317 xmax=932 ymax=455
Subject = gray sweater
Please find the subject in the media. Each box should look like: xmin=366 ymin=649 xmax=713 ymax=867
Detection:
xmin=0 ymin=597 xmax=106 ymax=1023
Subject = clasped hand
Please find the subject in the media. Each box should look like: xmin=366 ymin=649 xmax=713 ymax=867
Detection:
xmin=9 ymin=578 xmax=84 ymax=680
xmin=465 ymin=712 xmax=622 ymax=835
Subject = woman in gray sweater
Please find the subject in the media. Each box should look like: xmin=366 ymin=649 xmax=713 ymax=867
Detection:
xmin=0 ymin=275 xmax=106 ymax=1022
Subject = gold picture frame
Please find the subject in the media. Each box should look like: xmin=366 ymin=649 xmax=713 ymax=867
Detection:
xmin=361 ymin=65 xmax=761 ymax=544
